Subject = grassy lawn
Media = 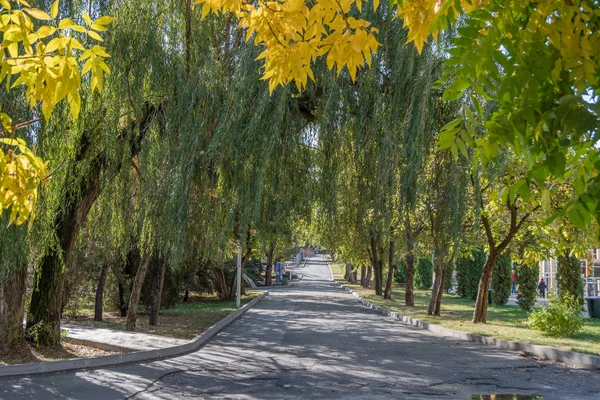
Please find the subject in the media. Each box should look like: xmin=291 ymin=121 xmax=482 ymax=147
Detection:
xmin=63 ymin=292 xmax=259 ymax=340
xmin=327 ymin=259 xmax=346 ymax=277
xmin=346 ymin=284 xmax=600 ymax=356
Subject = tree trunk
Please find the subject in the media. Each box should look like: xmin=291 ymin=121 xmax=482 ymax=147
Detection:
xmin=0 ymin=264 xmax=27 ymax=353
xmin=118 ymin=279 xmax=128 ymax=317
xmin=149 ymin=259 xmax=167 ymax=326
xmin=370 ymin=236 xmax=384 ymax=295
xmin=345 ymin=263 xmax=357 ymax=284
xmin=26 ymin=103 xmax=157 ymax=344
xmin=384 ymin=239 xmax=395 ymax=300
xmin=428 ymin=259 xmax=446 ymax=316
xmin=94 ymin=261 xmax=110 ymax=322
xmin=405 ymin=250 xmax=415 ymax=306
xmin=360 ymin=265 xmax=366 ymax=287
xmin=214 ymin=268 xmax=228 ymax=300
xmin=265 ymin=245 xmax=274 ymax=286
xmin=126 ymin=253 xmax=152 ymax=331
xmin=365 ymin=266 xmax=372 ymax=288
xmin=472 ymin=252 xmax=499 ymax=323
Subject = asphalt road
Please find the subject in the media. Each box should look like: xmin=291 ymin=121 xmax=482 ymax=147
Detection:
xmin=1 ymin=255 xmax=598 ymax=399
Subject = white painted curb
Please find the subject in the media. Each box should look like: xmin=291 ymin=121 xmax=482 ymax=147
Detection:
xmin=336 ymin=283 xmax=600 ymax=370
xmin=0 ymin=291 xmax=269 ymax=377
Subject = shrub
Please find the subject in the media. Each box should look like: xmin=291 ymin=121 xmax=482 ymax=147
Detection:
xmin=492 ymin=252 xmax=512 ymax=305
xmin=394 ymin=260 xmax=407 ymax=284
xmin=526 ymin=294 xmax=584 ymax=337
xmin=516 ymin=262 xmax=538 ymax=311
xmin=456 ymin=249 xmax=485 ymax=299
xmin=557 ymin=254 xmax=584 ymax=306
xmin=25 ymin=321 xmax=56 ymax=347
xmin=415 ymin=257 xmax=433 ymax=290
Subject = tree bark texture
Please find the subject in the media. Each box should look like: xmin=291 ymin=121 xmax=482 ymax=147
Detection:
xmin=149 ymin=258 xmax=167 ymax=326
xmin=265 ymin=245 xmax=274 ymax=286
xmin=0 ymin=264 xmax=27 ymax=353
xmin=345 ymin=263 xmax=357 ymax=284
xmin=427 ymin=258 xmax=446 ymax=316
xmin=384 ymin=239 xmax=395 ymax=300
xmin=94 ymin=261 xmax=110 ymax=322
xmin=405 ymin=250 xmax=415 ymax=306
xmin=472 ymin=252 xmax=499 ymax=323
xmin=365 ymin=266 xmax=372 ymax=288
xmin=360 ymin=265 xmax=366 ymax=287
xmin=126 ymin=253 xmax=152 ymax=331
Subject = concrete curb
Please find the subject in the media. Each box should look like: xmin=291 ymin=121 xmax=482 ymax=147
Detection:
xmin=0 ymin=291 xmax=269 ymax=377
xmin=336 ymin=283 xmax=600 ymax=370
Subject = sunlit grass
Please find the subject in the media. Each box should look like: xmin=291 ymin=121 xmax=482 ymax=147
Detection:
xmin=346 ymin=284 xmax=600 ymax=356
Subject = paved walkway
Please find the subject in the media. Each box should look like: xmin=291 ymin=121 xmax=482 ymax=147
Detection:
xmin=63 ymin=324 xmax=188 ymax=352
xmin=0 ymin=255 xmax=598 ymax=399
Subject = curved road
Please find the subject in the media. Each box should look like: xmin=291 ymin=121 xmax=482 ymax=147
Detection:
xmin=1 ymin=255 xmax=598 ymax=399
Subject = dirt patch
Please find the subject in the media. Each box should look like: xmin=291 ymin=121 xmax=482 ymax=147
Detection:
xmin=0 ymin=340 xmax=119 ymax=366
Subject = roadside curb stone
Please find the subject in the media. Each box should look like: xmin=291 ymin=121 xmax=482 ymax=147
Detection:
xmin=336 ymin=283 xmax=600 ymax=370
xmin=0 ymin=291 xmax=269 ymax=377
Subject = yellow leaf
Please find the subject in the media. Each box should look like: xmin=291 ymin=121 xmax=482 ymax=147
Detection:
xmin=87 ymin=30 xmax=103 ymax=41
xmin=58 ymin=18 xmax=74 ymax=29
xmin=90 ymin=23 xmax=107 ymax=32
xmin=25 ymin=8 xmax=52 ymax=20
xmin=82 ymin=11 xmax=92 ymax=26
xmin=51 ymin=0 xmax=59 ymax=18
xmin=94 ymin=16 xmax=115 ymax=25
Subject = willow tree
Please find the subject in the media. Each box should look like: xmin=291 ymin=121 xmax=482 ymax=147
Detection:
xmin=313 ymin=7 xmax=444 ymax=299
xmin=423 ymin=150 xmax=467 ymax=316
xmin=25 ymin=0 xmax=171 ymax=342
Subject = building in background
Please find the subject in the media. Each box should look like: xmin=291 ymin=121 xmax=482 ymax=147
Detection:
xmin=539 ymin=248 xmax=600 ymax=295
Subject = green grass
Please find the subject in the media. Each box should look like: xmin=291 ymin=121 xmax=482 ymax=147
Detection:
xmin=327 ymin=259 xmax=346 ymax=277
xmin=347 ymin=284 xmax=600 ymax=356
xmin=63 ymin=292 xmax=259 ymax=339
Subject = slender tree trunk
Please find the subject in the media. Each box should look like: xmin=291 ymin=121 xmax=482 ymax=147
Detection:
xmin=345 ymin=263 xmax=357 ymax=284
xmin=0 ymin=264 xmax=27 ymax=353
xmin=384 ymin=239 xmax=395 ymax=300
xmin=149 ymin=259 xmax=167 ymax=326
xmin=360 ymin=265 xmax=367 ymax=287
xmin=126 ymin=253 xmax=152 ymax=331
xmin=428 ymin=257 xmax=446 ymax=316
xmin=405 ymin=250 xmax=415 ymax=306
xmin=472 ymin=252 xmax=499 ymax=323
xmin=118 ymin=279 xmax=128 ymax=317
xmin=370 ymin=236 xmax=384 ymax=295
xmin=94 ymin=261 xmax=110 ymax=322
xmin=265 ymin=245 xmax=274 ymax=286
xmin=214 ymin=268 xmax=228 ymax=300
xmin=376 ymin=246 xmax=384 ymax=296
xmin=365 ymin=266 xmax=372 ymax=288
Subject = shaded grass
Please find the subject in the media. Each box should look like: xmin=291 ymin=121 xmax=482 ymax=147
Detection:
xmin=347 ymin=284 xmax=600 ymax=356
xmin=63 ymin=292 xmax=259 ymax=340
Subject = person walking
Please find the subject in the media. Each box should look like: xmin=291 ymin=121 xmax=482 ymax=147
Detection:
xmin=537 ymin=278 xmax=547 ymax=298
xmin=511 ymin=271 xmax=517 ymax=294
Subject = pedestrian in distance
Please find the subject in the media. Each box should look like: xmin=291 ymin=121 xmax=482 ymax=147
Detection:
xmin=511 ymin=270 xmax=517 ymax=294
xmin=537 ymin=278 xmax=547 ymax=299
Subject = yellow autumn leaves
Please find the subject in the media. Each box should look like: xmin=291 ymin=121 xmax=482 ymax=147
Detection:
xmin=195 ymin=0 xmax=380 ymax=92
xmin=0 ymin=0 xmax=113 ymax=225
xmin=193 ymin=0 xmax=496 ymax=91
